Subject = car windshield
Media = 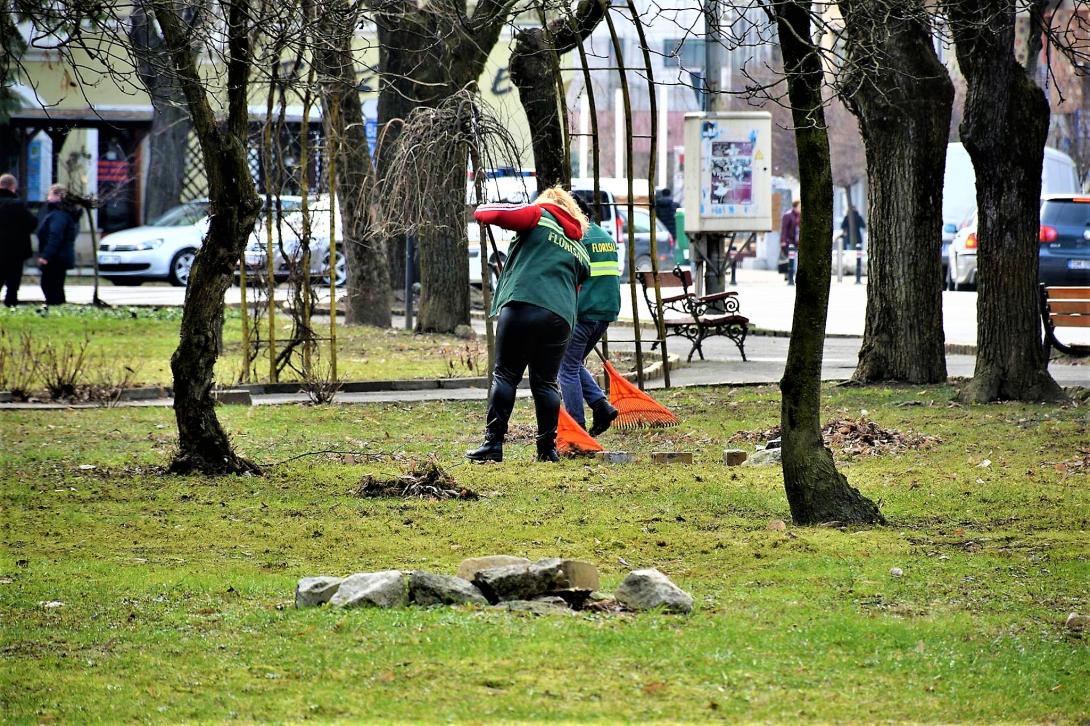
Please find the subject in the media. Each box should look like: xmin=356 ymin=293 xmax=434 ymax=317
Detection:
xmin=150 ymin=202 xmax=210 ymax=227
xmin=1041 ymin=199 xmax=1090 ymax=227
xmin=621 ymin=210 xmax=669 ymax=237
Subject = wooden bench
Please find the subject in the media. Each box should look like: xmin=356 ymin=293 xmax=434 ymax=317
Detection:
xmin=1040 ymin=285 xmax=1090 ymax=362
xmin=638 ymin=266 xmax=749 ymax=362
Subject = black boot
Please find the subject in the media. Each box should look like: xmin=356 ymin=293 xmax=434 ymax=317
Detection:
xmin=588 ymin=399 xmax=619 ymax=436
xmin=466 ymin=433 xmax=503 ymax=463
xmin=535 ymin=430 xmax=559 ymax=462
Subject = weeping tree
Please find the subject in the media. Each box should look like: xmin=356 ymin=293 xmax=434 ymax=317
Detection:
xmin=314 ymin=0 xmax=391 ymax=327
xmin=839 ymin=0 xmax=952 ymax=384
xmin=946 ymin=0 xmax=1065 ymax=403
xmin=766 ymin=0 xmax=884 ymax=525
xmin=371 ymin=0 xmax=519 ymax=333
xmin=509 ymin=0 xmax=606 ymax=190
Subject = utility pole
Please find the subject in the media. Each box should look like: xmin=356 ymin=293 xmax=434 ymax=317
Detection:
xmin=700 ymin=0 xmax=727 ymax=293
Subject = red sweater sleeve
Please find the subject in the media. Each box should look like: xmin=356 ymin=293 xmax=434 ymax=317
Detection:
xmin=473 ymin=203 xmax=542 ymax=233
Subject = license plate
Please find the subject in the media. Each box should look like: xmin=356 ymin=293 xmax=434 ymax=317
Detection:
xmin=1068 ymin=259 xmax=1090 ymax=270
xmin=99 ymin=254 xmax=120 ymax=264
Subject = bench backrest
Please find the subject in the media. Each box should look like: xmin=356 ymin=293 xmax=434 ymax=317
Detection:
xmin=639 ymin=267 xmax=692 ymax=291
xmin=1044 ymin=286 xmax=1090 ymax=328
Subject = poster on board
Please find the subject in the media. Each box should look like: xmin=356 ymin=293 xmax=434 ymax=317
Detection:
xmin=683 ymin=112 xmax=772 ymax=233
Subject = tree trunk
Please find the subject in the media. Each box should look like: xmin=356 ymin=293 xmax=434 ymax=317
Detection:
xmin=773 ymin=0 xmax=884 ymax=526
xmin=510 ymin=0 xmax=605 ymax=191
xmin=841 ymin=0 xmax=951 ymax=384
xmin=129 ymin=6 xmax=192 ymax=223
xmin=316 ymin=1 xmax=391 ymax=328
xmin=947 ymin=0 xmax=1065 ymax=403
xmin=154 ymin=0 xmax=262 ymax=475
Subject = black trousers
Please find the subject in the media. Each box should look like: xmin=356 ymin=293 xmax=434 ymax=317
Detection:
xmin=486 ymin=302 xmax=571 ymax=449
xmin=40 ymin=265 xmax=67 ymax=305
xmin=1 ymin=262 xmax=22 ymax=306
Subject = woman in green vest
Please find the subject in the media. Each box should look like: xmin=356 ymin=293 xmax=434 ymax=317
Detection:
xmin=467 ymin=187 xmax=590 ymax=463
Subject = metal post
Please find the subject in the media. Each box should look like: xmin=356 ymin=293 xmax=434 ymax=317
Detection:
xmin=326 ymin=102 xmax=339 ymax=382
xmin=787 ymin=243 xmax=796 ymax=286
xmin=604 ymin=3 xmax=644 ymax=389
xmin=404 ymin=235 xmax=414 ymax=331
xmin=263 ymin=85 xmax=278 ymax=383
xmin=239 ymin=249 xmax=251 ymax=382
xmin=629 ymin=0 xmax=670 ymax=388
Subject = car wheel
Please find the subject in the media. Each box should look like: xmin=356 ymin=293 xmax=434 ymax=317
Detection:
xmin=321 ymin=250 xmax=348 ymax=287
xmin=169 ymin=248 xmax=197 ymax=287
xmin=487 ymin=253 xmax=506 ymax=289
xmin=106 ymin=277 xmax=143 ymax=287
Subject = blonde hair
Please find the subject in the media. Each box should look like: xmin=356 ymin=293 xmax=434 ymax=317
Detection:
xmin=48 ymin=184 xmax=68 ymax=200
xmin=537 ymin=185 xmax=589 ymax=237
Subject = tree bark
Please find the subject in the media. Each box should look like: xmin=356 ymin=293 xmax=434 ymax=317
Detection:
xmin=947 ymin=0 xmax=1065 ymax=403
xmin=129 ymin=5 xmax=192 ymax=223
xmin=315 ymin=1 xmax=391 ymax=328
xmin=510 ymin=0 xmax=606 ymax=190
xmin=773 ymin=0 xmax=884 ymax=526
xmin=373 ymin=0 xmax=517 ymax=333
xmin=154 ymin=0 xmax=262 ymax=475
xmin=840 ymin=0 xmax=951 ymax=384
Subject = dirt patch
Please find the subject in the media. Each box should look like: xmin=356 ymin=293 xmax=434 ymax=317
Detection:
xmin=729 ymin=417 xmax=941 ymax=456
xmin=350 ymin=458 xmax=478 ymax=500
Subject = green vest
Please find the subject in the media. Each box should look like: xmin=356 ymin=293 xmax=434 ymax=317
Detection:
xmin=578 ymin=223 xmax=621 ymax=322
xmin=490 ymin=210 xmax=590 ymax=330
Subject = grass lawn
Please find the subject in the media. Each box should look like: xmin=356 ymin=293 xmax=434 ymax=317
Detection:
xmin=0 ymin=305 xmax=485 ymax=389
xmin=1 ymin=384 xmax=1088 ymax=722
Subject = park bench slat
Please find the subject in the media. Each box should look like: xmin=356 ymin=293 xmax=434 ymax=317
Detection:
xmin=1046 ymin=287 xmax=1090 ymax=300
xmin=1050 ymin=313 xmax=1090 ymax=327
xmin=1040 ymin=284 xmax=1090 ymax=361
xmin=1047 ymin=301 xmax=1090 ymax=314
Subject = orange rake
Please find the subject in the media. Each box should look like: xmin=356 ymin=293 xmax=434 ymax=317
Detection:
xmin=556 ymin=406 xmax=603 ymax=456
xmin=598 ymin=353 xmax=679 ymax=430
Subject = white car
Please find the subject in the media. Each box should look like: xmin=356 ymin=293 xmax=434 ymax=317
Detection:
xmin=98 ymin=197 xmax=345 ymax=287
xmin=243 ymin=197 xmax=347 ymax=287
xmin=947 ymin=210 xmax=978 ymax=291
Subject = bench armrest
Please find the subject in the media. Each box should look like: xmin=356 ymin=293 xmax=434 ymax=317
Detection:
xmin=699 ymin=291 xmax=739 ymax=304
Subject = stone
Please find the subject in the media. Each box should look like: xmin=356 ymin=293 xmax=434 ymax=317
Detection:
xmin=1065 ymin=612 xmax=1090 ymax=631
xmin=651 ymin=452 xmax=693 ymax=465
xmin=531 ymin=595 xmax=570 ymax=607
xmin=767 ymin=519 xmax=787 ymax=532
xmin=328 ymin=570 xmax=406 ymax=609
xmin=212 ymin=389 xmax=253 ymax=406
xmin=473 ymin=558 xmax=592 ymax=603
xmin=890 ymin=567 xmax=904 ymax=578
xmin=456 ymin=555 xmax=530 ymax=581
xmin=408 ymin=571 xmax=488 ymax=606
xmin=497 ymin=599 xmax=574 ymax=616
xmin=614 ymin=568 xmax=693 ymax=614
xmin=723 ymin=449 xmax=748 ymax=466
xmin=764 ymin=437 xmax=782 ymax=450
xmin=595 ymin=451 xmax=635 ymax=464
xmin=295 ymin=576 xmax=343 ymax=608
xmin=744 ymin=447 xmax=782 ymax=466
xmin=453 ymin=324 xmax=477 ymax=340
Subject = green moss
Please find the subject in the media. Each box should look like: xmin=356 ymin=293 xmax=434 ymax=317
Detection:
xmin=1 ymin=384 xmax=1088 ymax=721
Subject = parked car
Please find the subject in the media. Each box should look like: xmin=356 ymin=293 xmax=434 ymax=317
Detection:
xmin=616 ymin=207 xmax=675 ymax=280
xmin=242 ymin=197 xmax=347 ymax=287
xmin=947 ymin=196 xmax=1090 ymax=290
xmin=98 ymin=197 xmax=345 ymax=287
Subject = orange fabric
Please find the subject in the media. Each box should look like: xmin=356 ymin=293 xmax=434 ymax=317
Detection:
xmin=556 ymin=407 xmax=603 ymax=456
xmin=604 ymin=360 xmax=679 ymax=429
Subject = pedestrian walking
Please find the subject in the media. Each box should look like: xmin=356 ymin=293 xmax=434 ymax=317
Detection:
xmin=559 ymin=195 xmax=621 ymax=435
xmin=36 ymin=184 xmax=80 ymax=305
xmin=0 ymin=174 xmax=38 ymax=307
xmin=780 ymin=199 xmax=800 ymax=280
xmin=655 ymin=188 xmax=679 ymax=240
xmin=841 ymin=207 xmax=866 ymax=249
xmin=467 ymin=186 xmax=590 ymax=463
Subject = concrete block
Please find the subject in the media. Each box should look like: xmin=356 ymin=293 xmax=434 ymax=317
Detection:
xmin=213 ymin=389 xmax=253 ymax=406
xmin=723 ymin=449 xmax=748 ymax=466
xmin=456 ymin=555 xmax=530 ymax=581
xmin=651 ymin=452 xmax=693 ymax=465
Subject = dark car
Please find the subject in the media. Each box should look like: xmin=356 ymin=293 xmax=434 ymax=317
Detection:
xmin=1039 ymin=195 xmax=1090 ymax=285
xmin=616 ymin=207 xmax=675 ymax=280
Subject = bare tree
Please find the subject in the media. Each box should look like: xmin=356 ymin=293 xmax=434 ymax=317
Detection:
xmin=946 ymin=0 xmax=1065 ymax=403
xmin=838 ymin=0 xmax=952 ymax=384
xmin=765 ymin=0 xmax=885 ymax=525
xmin=314 ymin=0 xmax=391 ymax=328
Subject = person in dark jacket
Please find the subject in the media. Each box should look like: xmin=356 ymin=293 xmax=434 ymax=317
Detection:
xmin=780 ymin=199 xmax=800 ymax=255
xmin=468 ymin=186 xmax=590 ymax=463
xmin=841 ymin=207 xmax=866 ymax=249
xmin=36 ymin=184 xmax=80 ymax=305
xmin=0 ymin=174 xmax=39 ymax=306
xmin=559 ymin=195 xmax=620 ymax=435
xmin=654 ymin=187 xmax=679 ymax=239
